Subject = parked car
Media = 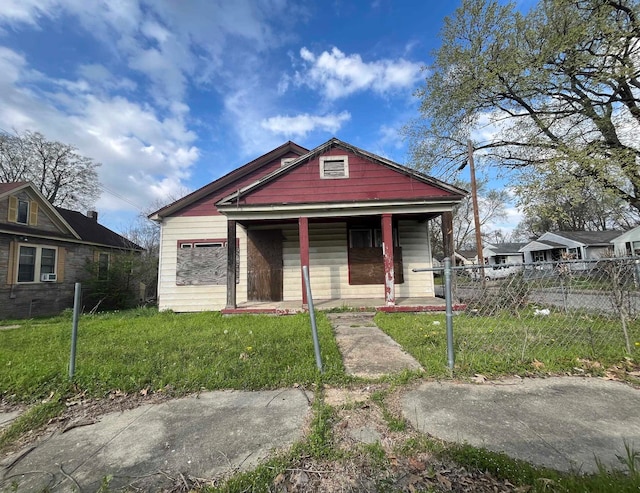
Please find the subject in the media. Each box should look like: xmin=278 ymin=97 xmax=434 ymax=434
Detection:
xmin=484 ymin=265 xmax=522 ymax=280
xmin=468 ymin=264 xmax=522 ymax=281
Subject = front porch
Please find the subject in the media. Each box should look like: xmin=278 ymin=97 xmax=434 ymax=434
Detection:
xmin=221 ymin=296 xmax=461 ymax=314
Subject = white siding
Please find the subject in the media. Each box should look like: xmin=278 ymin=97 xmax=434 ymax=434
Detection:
xmin=282 ymin=220 xmax=434 ymax=301
xmin=157 ymin=216 xmax=247 ymax=312
xmin=396 ymin=220 xmax=434 ymax=297
xmin=158 ymin=216 xmax=435 ymax=311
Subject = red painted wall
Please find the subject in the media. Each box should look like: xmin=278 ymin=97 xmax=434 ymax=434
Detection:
xmin=240 ymin=148 xmax=454 ymax=205
xmin=177 ymin=152 xmax=300 ymax=216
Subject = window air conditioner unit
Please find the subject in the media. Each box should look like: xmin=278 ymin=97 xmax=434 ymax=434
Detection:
xmin=41 ymin=273 xmax=57 ymax=282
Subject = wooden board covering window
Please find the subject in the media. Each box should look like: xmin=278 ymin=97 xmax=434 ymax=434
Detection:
xmin=348 ymin=247 xmax=404 ymax=285
xmin=247 ymin=229 xmax=283 ymax=302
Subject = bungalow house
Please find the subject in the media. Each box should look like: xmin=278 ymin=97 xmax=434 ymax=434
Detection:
xmin=1 ymin=182 xmax=143 ymax=319
xmin=149 ymin=138 xmax=466 ymax=313
xmin=519 ymin=231 xmax=622 ymax=264
xmin=611 ymin=226 xmax=640 ymax=256
xmin=484 ymin=243 xmax=526 ymax=265
xmin=455 ymin=249 xmax=478 ymax=265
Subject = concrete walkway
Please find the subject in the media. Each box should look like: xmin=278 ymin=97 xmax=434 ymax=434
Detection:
xmin=1 ymin=390 xmax=311 ymax=492
xmin=327 ymin=312 xmax=423 ymax=378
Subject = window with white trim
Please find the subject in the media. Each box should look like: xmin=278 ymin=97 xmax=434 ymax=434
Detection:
xmin=176 ymin=238 xmax=238 ymax=286
xmin=177 ymin=240 xmax=226 ymax=249
xmin=567 ymin=247 xmax=582 ymax=259
xmin=17 ymin=200 xmax=29 ymax=224
xmin=8 ymin=195 xmax=38 ymax=226
xmin=320 ymin=155 xmax=349 ymax=179
xmin=281 ymin=157 xmax=296 ymax=166
xmin=532 ymin=251 xmax=545 ymax=262
xmin=17 ymin=245 xmax=57 ymax=283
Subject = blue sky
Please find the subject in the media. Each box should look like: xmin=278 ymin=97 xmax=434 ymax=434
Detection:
xmin=0 ymin=0 xmax=526 ymax=234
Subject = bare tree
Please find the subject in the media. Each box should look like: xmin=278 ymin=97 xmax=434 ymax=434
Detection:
xmin=0 ymin=130 xmax=100 ymax=210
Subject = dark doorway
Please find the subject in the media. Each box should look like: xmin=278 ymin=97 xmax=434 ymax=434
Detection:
xmin=247 ymin=229 xmax=283 ymax=302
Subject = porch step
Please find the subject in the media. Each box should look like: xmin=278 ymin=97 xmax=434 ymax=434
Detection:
xmin=326 ymin=312 xmax=423 ymax=379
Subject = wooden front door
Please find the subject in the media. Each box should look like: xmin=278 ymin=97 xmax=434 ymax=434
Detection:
xmin=247 ymin=229 xmax=283 ymax=302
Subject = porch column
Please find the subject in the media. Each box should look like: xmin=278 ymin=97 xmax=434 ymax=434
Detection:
xmin=226 ymin=219 xmax=237 ymax=309
xmin=442 ymin=211 xmax=455 ymax=264
xmin=299 ymin=216 xmax=309 ymax=305
xmin=382 ymin=213 xmax=395 ymax=306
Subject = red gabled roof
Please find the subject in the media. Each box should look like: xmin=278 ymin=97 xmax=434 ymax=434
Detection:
xmin=149 ymin=141 xmax=308 ymax=220
xmin=216 ymin=138 xmax=467 ymax=207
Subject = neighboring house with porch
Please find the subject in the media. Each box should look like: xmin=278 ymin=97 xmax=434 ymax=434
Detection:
xmin=610 ymin=225 xmax=640 ymax=256
xmin=0 ymin=182 xmax=143 ymax=319
xmin=149 ymin=138 xmax=466 ymax=313
xmin=455 ymin=249 xmax=478 ymax=265
xmin=484 ymin=243 xmax=526 ymax=265
xmin=519 ymin=231 xmax=623 ymax=264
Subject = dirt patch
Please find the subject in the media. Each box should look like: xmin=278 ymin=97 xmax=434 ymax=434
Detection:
xmin=323 ymin=384 xmax=386 ymax=407
xmin=272 ymin=384 xmax=522 ymax=492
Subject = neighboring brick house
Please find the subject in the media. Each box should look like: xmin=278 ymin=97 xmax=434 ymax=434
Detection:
xmin=0 ymin=182 xmax=143 ymax=319
xmin=150 ymin=138 xmax=465 ymax=313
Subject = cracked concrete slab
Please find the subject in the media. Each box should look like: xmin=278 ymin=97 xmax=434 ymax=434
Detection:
xmin=402 ymin=377 xmax=640 ymax=473
xmin=1 ymin=389 xmax=312 ymax=492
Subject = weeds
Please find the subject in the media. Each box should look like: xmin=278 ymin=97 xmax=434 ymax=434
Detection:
xmin=0 ymin=396 xmax=65 ymax=454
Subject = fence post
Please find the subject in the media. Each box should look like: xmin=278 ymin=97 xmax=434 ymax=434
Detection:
xmin=302 ymin=265 xmax=323 ymax=373
xmin=444 ymin=258 xmax=455 ymax=371
xmin=69 ymin=282 xmax=81 ymax=380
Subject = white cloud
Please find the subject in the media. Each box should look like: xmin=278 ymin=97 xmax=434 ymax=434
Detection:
xmin=261 ymin=111 xmax=351 ymax=139
xmin=296 ymin=46 xmax=423 ymax=100
xmin=0 ymin=1 xmax=301 ymax=217
xmin=0 ymin=46 xmax=198 ymax=214
xmin=0 ymin=0 xmax=59 ymax=26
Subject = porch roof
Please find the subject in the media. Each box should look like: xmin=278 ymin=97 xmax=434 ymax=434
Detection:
xmin=216 ymin=198 xmax=460 ymax=221
xmin=519 ymin=240 xmax=567 ymax=252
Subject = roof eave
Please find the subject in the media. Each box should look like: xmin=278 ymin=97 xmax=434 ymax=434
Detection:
xmin=149 ymin=141 xmax=309 ymax=220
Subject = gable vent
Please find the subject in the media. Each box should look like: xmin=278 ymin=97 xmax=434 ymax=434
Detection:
xmin=320 ymin=156 xmax=349 ymax=179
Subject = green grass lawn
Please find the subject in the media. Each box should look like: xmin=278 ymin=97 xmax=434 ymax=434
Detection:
xmin=0 ymin=308 xmax=347 ymax=403
xmin=375 ymin=310 xmax=639 ymax=377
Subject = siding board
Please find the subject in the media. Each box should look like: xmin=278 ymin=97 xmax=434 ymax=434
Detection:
xmin=241 ymin=153 xmax=453 ymax=205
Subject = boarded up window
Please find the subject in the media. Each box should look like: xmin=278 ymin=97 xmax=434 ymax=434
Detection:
xmin=320 ymin=155 xmax=349 ymax=179
xmin=176 ymin=243 xmax=239 ymax=286
xmin=348 ymin=247 xmax=404 ymax=285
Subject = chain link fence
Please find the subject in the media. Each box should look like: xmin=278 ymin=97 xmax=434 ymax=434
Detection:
xmin=433 ymin=258 xmax=640 ymax=374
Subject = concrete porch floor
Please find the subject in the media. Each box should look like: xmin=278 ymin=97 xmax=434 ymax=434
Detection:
xmin=221 ymin=296 xmax=457 ymax=314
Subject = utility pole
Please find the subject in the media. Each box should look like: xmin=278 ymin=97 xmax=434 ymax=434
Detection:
xmin=467 ymin=139 xmax=485 ymax=281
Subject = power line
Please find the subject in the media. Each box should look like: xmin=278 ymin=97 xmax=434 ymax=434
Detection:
xmin=98 ymin=184 xmax=145 ymax=211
